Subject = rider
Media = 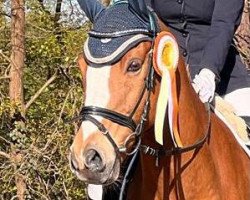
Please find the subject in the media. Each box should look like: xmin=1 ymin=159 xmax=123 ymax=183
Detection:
xmin=150 ymin=0 xmax=250 ymax=130
xmin=77 ymin=0 xmax=250 ymax=131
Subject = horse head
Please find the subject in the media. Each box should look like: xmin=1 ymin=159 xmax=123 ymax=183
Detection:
xmin=69 ymin=0 xmax=187 ymax=185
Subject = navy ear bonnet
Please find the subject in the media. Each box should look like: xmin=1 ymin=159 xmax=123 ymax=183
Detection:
xmin=84 ymin=2 xmax=154 ymax=65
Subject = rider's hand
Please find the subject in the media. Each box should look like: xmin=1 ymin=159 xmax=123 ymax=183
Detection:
xmin=192 ymin=68 xmax=216 ymax=103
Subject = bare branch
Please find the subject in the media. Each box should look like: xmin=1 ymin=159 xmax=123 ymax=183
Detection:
xmin=0 ymin=136 xmax=12 ymax=145
xmin=36 ymin=0 xmax=51 ymax=15
xmin=57 ymin=87 xmax=73 ymax=124
xmin=0 ymin=76 xmax=10 ymax=80
xmin=0 ymin=151 xmax=10 ymax=159
xmin=37 ymin=0 xmax=44 ymax=9
xmin=25 ymin=72 xmax=58 ymax=111
xmin=0 ymin=11 xmax=11 ymax=18
xmin=25 ymin=21 xmax=54 ymax=33
xmin=0 ymin=50 xmax=11 ymax=63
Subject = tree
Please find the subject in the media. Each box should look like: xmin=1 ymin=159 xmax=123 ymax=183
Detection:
xmin=234 ymin=0 xmax=250 ymax=68
xmin=1 ymin=0 xmax=88 ymax=199
xmin=9 ymin=0 xmax=25 ymax=109
xmin=9 ymin=0 xmax=26 ymax=199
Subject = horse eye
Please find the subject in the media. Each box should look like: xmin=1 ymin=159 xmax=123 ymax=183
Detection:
xmin=127 ymin=60 xmax=142 ymax=73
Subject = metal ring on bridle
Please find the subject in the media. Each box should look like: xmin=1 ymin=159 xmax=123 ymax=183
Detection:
xmin=122 ymin=132 xmax=142 ymax=156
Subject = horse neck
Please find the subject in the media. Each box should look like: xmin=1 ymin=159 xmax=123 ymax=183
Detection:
xmin=129 ymin=59 xmax=209 ymax=199
xmin=158 ymin=19 xmax=208 ymax=144
xmin=143 ymin=57 xmax=208 ymax=151
xmin=176 ymin=58 xmax=208 ymax=146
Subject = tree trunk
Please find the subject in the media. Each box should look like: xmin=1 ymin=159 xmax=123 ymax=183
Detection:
xmin=9 ymin=0 xmax=26 ymax=199
xmin=234 ymin=0 xmax=250 ymax=68
xmin=9 ymin=0 xmax=25 ymax=110
xmin=54 ymin=0 xmax=63 ymax=45
xmin=54 ymin=0 xmax=62 ymax=25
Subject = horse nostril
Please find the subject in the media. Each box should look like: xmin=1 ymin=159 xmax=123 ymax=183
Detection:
xmin=70 ymin=153 xmax=79 ymax=172
xmin=71 ymin=159 xmax=78 ymax=171
xmin=84 ymin=149 xmax=105 ymax=172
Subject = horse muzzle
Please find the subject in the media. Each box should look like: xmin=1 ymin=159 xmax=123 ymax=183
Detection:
xmin=69 ymin=147 xmax=121 ymax=185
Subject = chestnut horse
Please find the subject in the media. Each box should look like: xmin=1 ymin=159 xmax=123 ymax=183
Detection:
xmin=69 ymin=1 xmax=250 ymax=200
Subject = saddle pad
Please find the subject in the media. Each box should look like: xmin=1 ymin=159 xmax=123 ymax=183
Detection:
xmin=213 ymin=96 xmax=250 ymax=157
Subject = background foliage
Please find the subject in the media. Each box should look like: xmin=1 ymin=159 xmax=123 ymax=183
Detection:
xmin=0 ymin=0 xmax=90 ymax=199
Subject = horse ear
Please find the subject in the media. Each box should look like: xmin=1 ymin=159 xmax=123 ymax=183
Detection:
xmin=128 ymin=0 xmax=149 ymax=22
xmin=153 ymin=32 xmax=179 ymax=76
xmin=77 ymin=0 xmax=105 ymax=23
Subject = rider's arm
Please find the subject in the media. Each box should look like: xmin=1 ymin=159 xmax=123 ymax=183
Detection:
xmin=199 ymin=0 xmax=244 ymax=79
xmin=77 ymin=0 xmax=105 ymax=22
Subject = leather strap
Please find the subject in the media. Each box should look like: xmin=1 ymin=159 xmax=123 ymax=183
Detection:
xmin=82 ymin=114 xmax=121 ymax=155
xmin=80 ymin=106 xmax=137 ymax=131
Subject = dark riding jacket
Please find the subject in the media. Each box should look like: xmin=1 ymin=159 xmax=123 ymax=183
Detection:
xmin=151 ymin=0 xmax=250 ymax=95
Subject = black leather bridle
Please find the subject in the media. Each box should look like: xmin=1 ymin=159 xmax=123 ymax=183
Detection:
xmin=72 ymin=45 xmax=155 ymax=157
xmin=69 ymin=8 xmax=211 ymax=166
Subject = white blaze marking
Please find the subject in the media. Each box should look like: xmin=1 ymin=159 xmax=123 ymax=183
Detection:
xmin=82 ymin=65 xmax=111 ymax=140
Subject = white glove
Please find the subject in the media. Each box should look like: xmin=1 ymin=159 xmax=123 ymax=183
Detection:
xmin=192 ymin=68 xmax=216 ymax=103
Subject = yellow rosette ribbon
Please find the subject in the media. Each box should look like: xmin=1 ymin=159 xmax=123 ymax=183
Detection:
xmin=153 ymin=32 xmax=182 ymax=147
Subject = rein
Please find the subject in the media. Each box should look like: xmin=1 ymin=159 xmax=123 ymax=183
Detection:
xmin=141 ymin=103 xmax=211 ymax=166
